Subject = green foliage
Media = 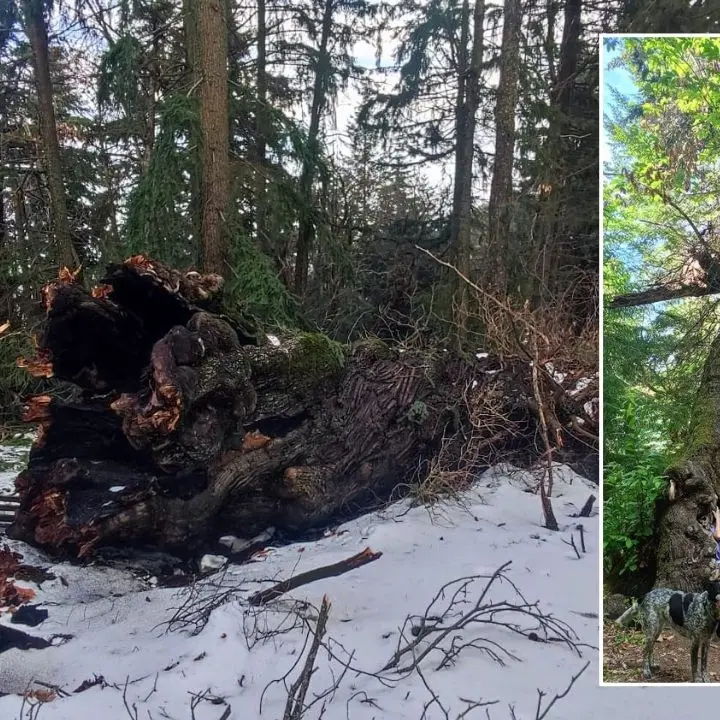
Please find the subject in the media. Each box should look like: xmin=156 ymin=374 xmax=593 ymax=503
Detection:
xmin=0 ymin=330 xmax=36 ymax=423
xmin=223 ymin=228 xmax=299 ymax=329
xmin=603 ymin=406 xmax=667 ymax=577
xmin=406 ymin=400 xmax=429 ymax=425
xmin=97 ymin=35 xmax=144 ymax=120
xmin=293 ymin=332 xmax=346 ymax=379
xmin=124 ymin=94 xmax=201 ymax=265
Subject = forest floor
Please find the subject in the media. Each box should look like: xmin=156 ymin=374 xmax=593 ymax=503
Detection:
xmin=602 ymin=618 xmax=720 ymax=683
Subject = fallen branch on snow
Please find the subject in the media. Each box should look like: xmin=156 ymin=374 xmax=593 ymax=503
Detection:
xmin=248 ymin=547 xmax=382 ymax=606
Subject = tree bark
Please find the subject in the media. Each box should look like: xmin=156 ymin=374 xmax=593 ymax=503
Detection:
xmin=449 ymin=0 xmax=485 ymax=341
xmin=609 ymin=282 xmax=718 ymax=308
xmin=486 ymin=0 xmax=522 ymax=293
xmin=294 ymin=0 xmax=334 ymax=297
xmin=646 ymin=328 xmax=720 ymax=592
xmin=254 ymin=0 xmax=269 ymax=257
xmin=531 ymin=0 xmax=582 ymax=303
xmin=6 ymin=257 xmax=579 ymax=559
xmin=198 ymin=0 xmax=230 ymax=274
xmin=183 ymin=0 xmax=203 ymax=247
xmin=20 ymin=0 xmax=78 ymax=270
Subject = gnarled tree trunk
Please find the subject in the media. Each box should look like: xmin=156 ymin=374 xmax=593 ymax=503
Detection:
xmin=8 ymin=256 xmax=565 ymax=559
xmin=650 ymin=331 xmax=720 ymax=591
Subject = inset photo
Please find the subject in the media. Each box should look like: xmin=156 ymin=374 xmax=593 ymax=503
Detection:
xmin=603 ymin=35 xmax=720 ymax=684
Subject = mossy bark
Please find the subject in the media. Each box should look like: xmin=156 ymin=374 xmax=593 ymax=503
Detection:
xmin=9 ymin=257 xmax=544 ymax=558
xmin=650 ymin=331 xmax=720 ymax=591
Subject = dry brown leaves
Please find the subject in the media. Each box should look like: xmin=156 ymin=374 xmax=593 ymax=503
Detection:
xmin=91 ymin=284 xmax=113 ymax=299
xmin=241 ymin=430 xmax=271 ymax=453
xmin=0 ymin=545 xmax=36 ymax=609
xmin=22 ymin=395 xmax=52 ymax=423
xmin=16 ymin=349 xmax=54 ymax=378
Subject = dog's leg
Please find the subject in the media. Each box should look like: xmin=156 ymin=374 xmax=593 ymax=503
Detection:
xmin=643 ymin=629 xmax=660 ymax=679
xmin=691 ymin=640 xmax=700 ymax=682
xmin=701 ymin=641 xmax=710 ymax=682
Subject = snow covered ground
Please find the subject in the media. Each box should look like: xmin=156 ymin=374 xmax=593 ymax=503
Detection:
xmin=0 ymin=461 xmax=690 ymax=719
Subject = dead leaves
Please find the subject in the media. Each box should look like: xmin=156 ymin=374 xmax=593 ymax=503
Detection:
xmin=16 ymin=349 xmax=54 ymax=378
xmin=0 ymin=544 xmax=36 ymax=610
xmin=23 ymin=688 xmax=56 ymax=703
xmin=241 ymin=430 xmax=271 ymax=453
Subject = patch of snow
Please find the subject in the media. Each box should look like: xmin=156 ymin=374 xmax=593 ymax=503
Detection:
xmin=0 ymin=441 xmax=32 ymax=494
xmin=544 ymin=362 xmax=566 ymax=385
xmin=569 ymin=376 xmax=593 ymax=396
xmin=266 ymin=334 xmax=281 ymax=347
xmin=584 ymin=399 xmax=599 ymax=420
xmin=219 ymin=529 xmax=275 ymax=555
xmin=476 ymin=352 xmax=489 ymax=360
xmin=0 ymin=470 xmax=17 ymax=496
xmin=109 ymin=486 xmax=125 ymax=493
xmin=0 ymin=461 xmax=683 ymax=720
xmin=199 ymin=554 xmax=227 ymax=573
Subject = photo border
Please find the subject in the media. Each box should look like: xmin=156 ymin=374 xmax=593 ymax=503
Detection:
xmin=599 ymin=32 xmax=720 ymax=688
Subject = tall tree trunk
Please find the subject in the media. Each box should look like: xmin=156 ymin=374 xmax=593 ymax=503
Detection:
xmin=20 ymin=0 xmax=78 ymax=270
xmin=0 ymin=163 xmax=5 ymax=251
xmin=255 ymin=0 xmax=270 ymax=257
xmin=184 ymin=0 xmax=203 ymax=255
xmin=531 ymin=0 xmax=582 ymax=303
xmin=13 ymin=184 xmax=28 ymax=251
xmin=294 ymin=0 xmax=334 ymax=297
xmin=552 ymin=0 xmax=580 ymax=115
xmin=198 ymin=0 xmax=230 ymax=275
xmin=449 ymin=0 xmax=485 ymax=343
xmin=140 ymin=12 xmax=161 ymax=174
xmin=486 ymin=0 xmax=522 ymax=294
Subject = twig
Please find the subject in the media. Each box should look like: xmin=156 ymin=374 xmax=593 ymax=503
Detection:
xmin=249 ymin=547 xmax=382 ymax=606
xmin=283 ymin=595 xmax=331 ymax=720
xmin=456 ymin=697 xmax=499 ymax=719
xmin=578 ymin=495 xmax=595 ymax=518
xmin=381 ymin=561 xmax=583 ymax=677
xmin=534 ymin=661 xmax=590 ymax=720
xmin=530 ymin=335 xmax=559 ymax=531
xmin=577 ymin=524 xmax=586 ymax=553
xmin=122 ymin=677 xmax=138 ymax=720
xmin=561 ymin=533 xmax=581 ymax=560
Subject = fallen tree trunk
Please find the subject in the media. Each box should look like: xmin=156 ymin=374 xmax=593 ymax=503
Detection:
xmin=8 ymin=257 xmax=593 ymax=558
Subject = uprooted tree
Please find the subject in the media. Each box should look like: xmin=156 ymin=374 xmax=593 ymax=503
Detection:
xmin=7 ymin=257 xmax=596 ymax=559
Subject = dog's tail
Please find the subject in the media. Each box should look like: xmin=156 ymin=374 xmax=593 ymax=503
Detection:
xmin=616 ymin=598 xmax=640 ymax=626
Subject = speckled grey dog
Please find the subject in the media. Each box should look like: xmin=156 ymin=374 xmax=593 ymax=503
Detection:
xmin=616 ymin=582 xmax=720 ymax=682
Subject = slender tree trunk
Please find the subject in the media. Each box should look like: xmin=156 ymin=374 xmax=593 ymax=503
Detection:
xmin=0 ymin=164 xmax=5 ymax=251
xmin=552 ymin=0 xmax=580 ymax=115
xmin=13 ymin=185 xmax=27 ymax=250
xmin=255 ymin=0 xmax=270 ymax=257
xmin=294 ymin=0 xmax=334 ymax=297
xmin=198 ymin=0 xmax=230 ymax=274
xmin=486 ymin=0 xmax=522 ymax=293
xmin=141 ymin=13 xmax=161 ymax=174
xmin=21 ymin=0 xmax=78 ymax=270
xmin=532 ymin=0 xmax=583 ymax=311
xmin=449 ymin=0 xmax=485 ymax=342
xmin=101 ymin=143 xmax=121 ymax=260
xmin=184 ymin=0 xmax=203 ymax=253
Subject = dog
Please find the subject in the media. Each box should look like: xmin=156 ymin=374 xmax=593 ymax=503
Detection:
xmin=616 ymin=581 xmax=720 ymax=682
